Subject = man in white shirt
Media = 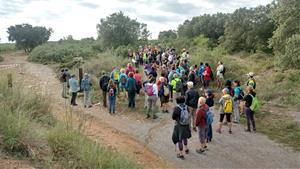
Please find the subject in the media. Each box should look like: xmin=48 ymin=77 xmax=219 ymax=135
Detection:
xmin=216 ymin=61 xmax=225 ymax=89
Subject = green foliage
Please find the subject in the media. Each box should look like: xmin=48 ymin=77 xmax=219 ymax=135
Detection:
xmin=97 ymin=11 xmax=149 ymax=49
xmin=158 ymin=30 xmax=177 ymax=43
xmin=7 ymin=24 xmax=52 ymax=52
xmin=0 ymin=43 xmax=16 ymax=54
xmin=269 ymin=0 xmax=300 ymax=59
xmin=178 ymin=13 xmax=228 ymax=42
xmin=276 ymin=34 xmax=300 ymax=69
xmin=47 ymin=125 xmax=141 ymax=169
xmin=28 ymin=40 xmax=98 ymax=65
xmin=222 ymin=6 xmax=275 ymax=53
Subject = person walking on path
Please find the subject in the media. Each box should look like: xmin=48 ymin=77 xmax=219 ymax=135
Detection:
xmin=81 ymin=73 xmax=93 ymax=108
xmin=170 ymin=74 xmax=182 ymax=105
xmin=172 ymin=96 xmax=191 ymax=160
xmin=60 ymin=68 xmax=70 ymax=98
xmin=145 ymin=78 xmax=159 ymax=119
xmin=107 ymin=79 xmax=117 ymax=114
xmin=233 ymin=80 xmax=243 ymax=123
xmin=69 ymin=74 xmax=78 ymax=106
xmin=185 ymin=81 xmax=199 ymax=132
xmin=158 ymin=77 xmax=169 ymax=113
xmin=243 ymin=86 xmax=257 ymax=132
xmin=99 ymin=72 xmax=110 ymax=108
xmin=205 ymin=89 xmax=214 ymax=142
xmin=216 ymin=88 xmax=233 ymax=134
xmin=195 ymin=97 xmax=209 ymax=154
xmin=126 ymin=72 xmax=137 ymax=109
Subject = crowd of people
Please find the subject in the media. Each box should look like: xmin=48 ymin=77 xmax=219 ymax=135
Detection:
xmin=59 ymin=45 xmax=259 ymax=160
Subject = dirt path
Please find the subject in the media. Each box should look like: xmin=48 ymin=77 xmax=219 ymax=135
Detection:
xmin=2 ymin=52 xmax=300 ymax=169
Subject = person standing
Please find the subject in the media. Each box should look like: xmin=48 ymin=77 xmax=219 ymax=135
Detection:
xmin=170 ymin=74 xmax=182 ymax=104
xmin=134 ymin=69 xmax=142 ymax=95
xmin=60 ymin=68 xmax=70 ymax=98
xmin=126 ymin=72 xmax=137 ymax=109
xmin=81 ymin=73 xmax=93 ymax=108
xmin=203 ymin=63 xmax=212 ymax=89
xmin=216 ymin=88 xmax=233 ymax=134
xmin=185 ymin=82 xmax=199 ymax=132
xmin=107 ymin=80 xmax=117 ymax=114
xmin=216 ymin=61 xmax=225 ymax=89
xmin=145 ymin=78 xmax=159 ymax=119
xmin=69 ymin=74 xmax=78 ymax=106
xmin=118 ymin=69 xmax=128 ymax=97
xmin=243 ymin=86 xmax=256 ymax=132
xmin=233 ymin=80 xmax=243 ymax=123
xmin=246 ymin=72 xmax=256 ymax=89
xmin=99 ymin=72 xmax=110 ymax=108
xmin=110 ymin=67 xmax=120 ymax=92
xmin=205 ymin=89 xmax=214 ymax=142
xmin=195 ymin=97 xmax=209 ymax=154
xmin=159 ymin=77 xmax=169 ymax=113
xmin=172 ymin=96 xmax=191 ymax=160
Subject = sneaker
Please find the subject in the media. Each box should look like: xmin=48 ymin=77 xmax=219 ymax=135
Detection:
xmin=177 ymin=154 xmax=185 ymax=160
xmin=196 ymin=149 xmax=205 ymax=154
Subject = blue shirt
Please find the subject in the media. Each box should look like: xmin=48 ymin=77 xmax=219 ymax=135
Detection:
xmin=69 ymin=78 xmax=78 ymax=92
xmin=81 ymin=78 xmax=92 ymax=91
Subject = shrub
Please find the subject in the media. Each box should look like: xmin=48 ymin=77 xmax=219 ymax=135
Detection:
xmin=47 ymin=125 xmax=141 ymax=169
xmin=0 ymin=55 xmax=3 ymax=62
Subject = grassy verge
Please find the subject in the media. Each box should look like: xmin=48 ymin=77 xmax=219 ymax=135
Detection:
xmin=0 ymin=72 xmax=142 ymax=168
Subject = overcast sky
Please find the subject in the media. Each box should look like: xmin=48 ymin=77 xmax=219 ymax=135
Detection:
xmin=0 ymin=0 xmax=272 ymax=43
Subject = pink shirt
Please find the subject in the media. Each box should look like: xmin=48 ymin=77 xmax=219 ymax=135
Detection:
xmin=134 ymin=73 xmax=142 ymax=82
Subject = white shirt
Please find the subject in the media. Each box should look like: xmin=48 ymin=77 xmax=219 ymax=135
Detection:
xmin=217 ymin=64 xmax=224 ymax=77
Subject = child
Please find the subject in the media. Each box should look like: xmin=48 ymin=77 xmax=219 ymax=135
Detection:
xmin=107 ymin=80 xmax=117 ymax=114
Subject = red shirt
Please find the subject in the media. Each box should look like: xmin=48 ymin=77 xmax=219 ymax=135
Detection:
xmin=195 ymin=104 xmax=209 ymax=128
xmin=125 ymin=66 xmax=135 ymax=75
xmin=203 ymin=67 xmax=212 ymax=81
xmin=134 ymin=73 xmax=142 ymax=83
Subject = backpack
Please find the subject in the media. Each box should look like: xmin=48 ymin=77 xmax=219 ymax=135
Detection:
xmin=221 ymin=66 xmax=226 ymax=75
xmin=113 ymin=71 xmax=120 ymax=81
xmin=146 ymin=83 xmax=154 ymax=96
xmin=163 ymin=85 xmax=169 ymax=96
xmin=206 ymin=109 xmax=214 ymax=125
xmin=249 ymin=94 xmax=260 ymax=112
xmin=178 ymin=105 xmax=189 ymax=125
xmin=108 ymin=87 xmax=115 ymax=97
xmin=121 ymin=75 xmax=127 ymax=85
xmin=237 ymin=88 xmax=245 ymax=100
xmin=175 ymin=79 xmax=183 ymax=93
xmin=223 ymin=97 xmax=233 ymax=113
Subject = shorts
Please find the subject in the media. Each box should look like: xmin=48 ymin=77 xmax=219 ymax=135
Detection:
xmin=220 ymin=113 xmax=231 ymax=123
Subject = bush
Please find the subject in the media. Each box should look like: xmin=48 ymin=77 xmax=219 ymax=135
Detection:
xmin=0 ymin=55 xmax=3 ymax=62
xmin=0 ymin=43 xmax=16 ymax=53
xmin=48 ymin=125 xmax=141 ymax=169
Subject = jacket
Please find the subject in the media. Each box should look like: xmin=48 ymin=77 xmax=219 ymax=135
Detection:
xmin=126 ymin=77 xmax=137 ymax=92
xmin=185 ymin=89 xmax=200 ymax=108
xmin=81 ymin=77 xmax=92 ymax=91
xmin=195 ymin=104 xmax=209 ymax=128
xmin=69 ymin=78 xmax=78 ymax=93
xmin=99 ymin=75 xmax=110 ymax=91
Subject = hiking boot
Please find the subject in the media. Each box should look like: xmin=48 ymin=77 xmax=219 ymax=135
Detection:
xmin=146 ymin=114 xmax=151 ymax=119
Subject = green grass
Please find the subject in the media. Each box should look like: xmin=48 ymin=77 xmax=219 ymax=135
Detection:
xmin=0 ymin=43 xmax=16 ymax=54
xmin=0 ymin=72 xmax=142 ymax=168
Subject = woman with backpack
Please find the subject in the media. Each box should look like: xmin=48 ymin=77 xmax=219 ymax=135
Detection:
xmin=205 ymin=89 xmax=214 ymax=142
xmin=158 ymin=77 xmax=169 ymax=113
xmin=172 ymin=96 xmax=191 ymax=160
xmin=216 ymin=88 xmax=233 ymax=134
xmin=195 ymin=97 xmax=209 ymax=154
xmin=107 ymin=80 xmax=117 ymax=114
xmin=243 ymin=86 xmax=256 ymax=132
xmin=145 ymin=78 xmax=158 ymax=119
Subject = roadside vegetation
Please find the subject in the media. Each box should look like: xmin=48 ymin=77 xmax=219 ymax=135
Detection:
xmin=0 ymin=72 xmax=141 ymax=168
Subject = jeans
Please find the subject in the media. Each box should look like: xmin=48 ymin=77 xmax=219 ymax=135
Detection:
xmin=128 ymin=91 xmax=136 ymax=108
xmin=233 ymin=100 xmax=240 ymax=123
xmin=83 ymin=90 xmax=91 ymax=107
xmin=147 ymin=95 xmax=158 ymax=117
xmin=71 ymin=92 xmax=77 ymax=105
xmin=244 ymin=106 xmax=256 ymax=130
xmin=108 ymin=96 xmax=116 ymax=113
xmin=207 ymin=124 xmax=212 ymax=141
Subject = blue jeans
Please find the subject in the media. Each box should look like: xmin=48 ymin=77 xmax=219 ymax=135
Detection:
xmin=108 ymin=96 xmax=116 ymax=114
xmin=207 ymin=124 xmax=212 ymax=141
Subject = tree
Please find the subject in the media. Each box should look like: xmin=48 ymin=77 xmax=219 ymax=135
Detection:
xmin=269 ymin=0 xmax=300 ymax=67
xmin=96 ymin=11 xmax=149 ymax=49
xmin=279 ymin=34 xmax=300 ymax=69
xmin=222 ymin=6 xmax=275 ymax=53
xmin=7 ymin=24 xmax=52 ymax=52
xmin=158 ymin=30 xmax=177 ymax=40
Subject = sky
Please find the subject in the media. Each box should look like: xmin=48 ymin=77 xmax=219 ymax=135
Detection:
xmin=0 ymin=0 xmax=273 ymax=43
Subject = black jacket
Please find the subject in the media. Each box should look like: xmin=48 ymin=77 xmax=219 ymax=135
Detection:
xmin=99 ymin=75 xmax=110 ymax=91
xmin=243 ymin=91 xmax=256 ymax=107
xmin=185 ymin=89 xmax=200 ymax=108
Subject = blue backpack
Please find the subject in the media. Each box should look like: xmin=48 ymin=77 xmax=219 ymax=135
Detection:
xmin=206 ymin=109 xmax=214 ymax=125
